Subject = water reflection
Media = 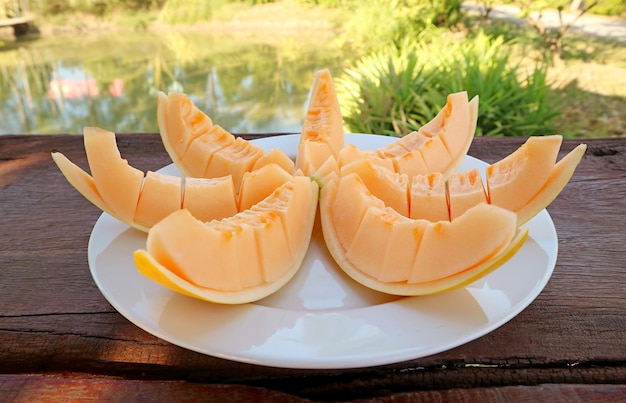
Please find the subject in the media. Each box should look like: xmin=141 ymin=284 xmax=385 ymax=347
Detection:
xmin=0 ymin=32 xmax=343 ymax=135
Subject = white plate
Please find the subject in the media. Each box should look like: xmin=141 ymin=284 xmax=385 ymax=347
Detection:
xmin=88 ymin=134 xmax=557 ymax=369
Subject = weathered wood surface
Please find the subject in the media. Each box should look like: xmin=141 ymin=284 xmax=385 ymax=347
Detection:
xmin=1 ymin=134 xmax=625 ymax=401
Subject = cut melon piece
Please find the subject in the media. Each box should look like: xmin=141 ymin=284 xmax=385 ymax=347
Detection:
xmin=252 ymin=148 xmax=295 ymax=174
xmin=134 ymin=171 xmax=183 ymax=229
xmin=295 ymin=69 xmax=345 ymax=176
xmin=409 ymin=172 xmax=449 ymax=221
xmin=158 ymin=91 xmax=287 ymax=185
xmin=447 ymin=168 xmax=488 ymax=220
xmin=487 ymin=135 xmax=562 ymax=211
xmin=320 ymin=174 xmax=523 ymax=296
xmin=84 ymin=126 xmax=144 ymax=222
xmin=342 ymin=135 xmax=585 ymax=226
xmin=515 ymin=143 xmax=587 ymax=225
xmin=182 ymin=176 xmax=238 ymax=223
xmin=363 ymin=92 xmax=477 ymax=179
xmin=341 ymin=158 xmax=409 ymax=216
xmin=238 ymin=163 xmax=293 ymax=211
xmin=52 ymin=127 xmax=290 ymax=232
xmin=134 ymin=176 xmax=319 ymax=304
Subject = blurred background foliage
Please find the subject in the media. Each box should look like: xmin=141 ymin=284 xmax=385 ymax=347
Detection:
xmin=5 ymin=0 xmax=626 ymax=137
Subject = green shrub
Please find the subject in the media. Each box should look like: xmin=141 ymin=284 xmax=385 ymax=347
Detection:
xmin=338 ymin=31 xmax=561 ymax=137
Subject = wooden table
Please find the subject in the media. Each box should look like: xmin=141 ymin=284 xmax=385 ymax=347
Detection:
xmin=1 ymin=133 xmax=625 ymax=401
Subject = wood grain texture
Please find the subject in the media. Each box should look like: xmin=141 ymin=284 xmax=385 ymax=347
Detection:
xmin=1 ymin=134 xmax=625 ymax=401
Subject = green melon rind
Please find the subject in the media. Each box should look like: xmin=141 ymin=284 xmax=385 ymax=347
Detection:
xmin=319 ymin=179 xmax=529 ymax=296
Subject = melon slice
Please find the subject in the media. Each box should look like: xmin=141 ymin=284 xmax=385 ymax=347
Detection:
xmin=182 ymin=176 xmax=238 ymax=223
xmin=515 ymin=143 xmax=587 ymax=225
xmin=157 ymin=92 xmax=293 ymax=184
xmin=134 ymin=176 xmax=319 ymax=304
xmin=83 ymin=126 xmax=144 ymax=222
xmin=409 ymin=172 xmax=449 ymax=221
xmin=340 ymin=158 xmax=409 ymax=217
xmin=447 ymin=168 xmax=488 ymax=220
xmin=343 ymin=135 xmax=585 ymax=226
xmin=52 ymin=127 xmax=293 ymax=232
xmin=295 ymin=69 xmax=345 ymax=176
xmin=487 ymin=135 xmax=562 ymax=212
xmin=319 ymin=174 xmax=523 ymax=296
xmin=368 ymin=92 xmax=478 ymax=179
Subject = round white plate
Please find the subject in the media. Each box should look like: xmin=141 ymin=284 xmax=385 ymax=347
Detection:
xmin=88 ymin=134 xmax=557 ymax=369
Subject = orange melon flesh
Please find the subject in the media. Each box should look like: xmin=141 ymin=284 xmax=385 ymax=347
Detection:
xmin=487 ymin=135 xmax=562 ymax=211
xmin=53 ymin=126 xmax=298 ymax=233
xmin=182 ymin=176 xmax=238 ymax=223
xmin=295 ymin=69 xmax=345 ymax=176
xmin=330 ymin=174 xmax=385 ymax=251
xmin=408 ymin=203 xmax=517 ymax=283
xmin=345 ymin=206 xmax=409 ymax=280
xmin=320 ymin=175 xmax=523 ymax=295
xmin=158 ymin=91 xmax=267 ymax=182
xmin=341 ymin=158 xmax=409 ymax=217
xmin=391 ymin=149 xmax=430 ymax=179
xmin=204 ymin=136 xmax=265 ymax=190
xmin=365 ymin=92 xmax=476 ymax=180
xmin=252 ymin=148 xmax=295 ymax=174
xmin=238 ymin=163 xmax=293 ymax=211
xmin=515 ymin=143 xmax=587 ymax=225
xmin=134 ymin=171 xmax=183 ymax=229
xmin=409 ymin=173 xmax=449 ymax=221
xmin=447 ymin=168 xmax=488 ymax=220
xmin=84 ymin=127 xmax=144 ymax=222
xmin=135 ymin=176 xmax=319 ymax=302
xmin=182 ymin=125 xmax=233 ymax=179
xmin=157 ymin=92 xmax=214 ymax=175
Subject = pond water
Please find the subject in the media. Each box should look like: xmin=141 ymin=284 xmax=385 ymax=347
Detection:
xmin=0 ymin=30 xmax=345 ymax=135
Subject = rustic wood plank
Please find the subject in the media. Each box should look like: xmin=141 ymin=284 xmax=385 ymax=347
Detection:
xmin=1 ymin=134 xmax=624 ymax=401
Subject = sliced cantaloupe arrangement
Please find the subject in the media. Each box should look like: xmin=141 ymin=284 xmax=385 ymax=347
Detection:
xmin=51 ymin=68 xmax=588 ymax=304
xmin=342 ymin=134 xmax=586 ymax=226
xmin=134 ymin=176 xmax=319 ymax=304
xmin=52 ymin=127 xmax=293 ymax=232
xmin=157 ymin=91 xmax=294 ymax=186
xmin=295 ymin=68 xmax=345 ymax=178
xmin=320 ymin=173 xmax=528 ymax=296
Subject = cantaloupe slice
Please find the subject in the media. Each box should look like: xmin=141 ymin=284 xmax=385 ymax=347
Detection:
xmin=487 ymin=135 xmax=562 ymax=212
xmin=83 ymin=126 xmax=144 ymax=222
xmin=409 ymin=172 xmax=449 ymax=221
xmin=340 ymin=158 xmax=410 ymax=217
xmin=134 ymin=176 xmax=319 ymax=304
xmin=319 ymin=174 xmax=524 ymax=296
xmin=157 ymin=91 xmax=293 ymax=185
xmin=182 ymin=176 xmax=238 ymax=223
xmin=343 ymin=135 xmax=585 ymax=226
xmin=52 ymin=127 xmax=294 ymax=232
xmin=447 ymin=168 xmax=488 ymax=220
xmin=295 ymin=69 xmax=345 ymax=176
xmin=369 ymin=92 xmax=478 ymax=179
xmin=515 ymin=143 xmax=587 ymax=225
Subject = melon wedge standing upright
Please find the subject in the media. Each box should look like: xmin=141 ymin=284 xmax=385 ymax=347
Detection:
xmin=295 ymin=69 xmax=345 ymax=177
